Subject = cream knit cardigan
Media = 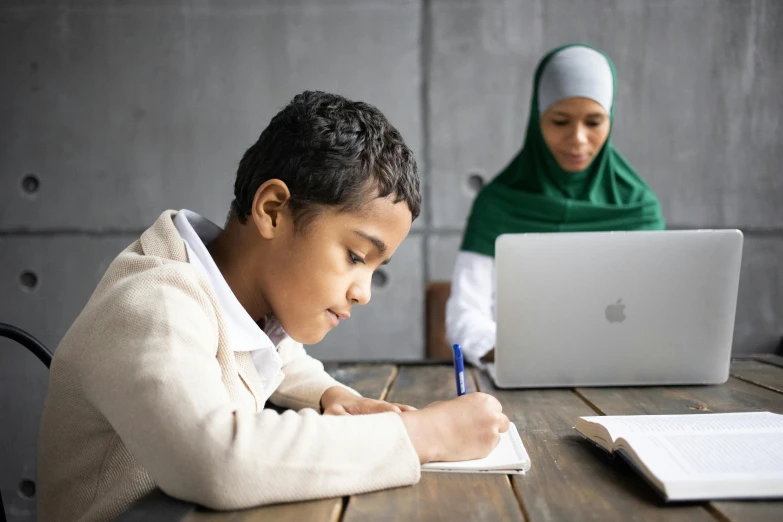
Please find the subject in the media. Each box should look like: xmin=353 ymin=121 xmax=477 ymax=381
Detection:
xmin=37 ymin=210 xmax=420 ymax=522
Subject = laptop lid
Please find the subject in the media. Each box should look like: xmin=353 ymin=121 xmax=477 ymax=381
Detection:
xmin=492 ymin=230 xmax=743 ymax=388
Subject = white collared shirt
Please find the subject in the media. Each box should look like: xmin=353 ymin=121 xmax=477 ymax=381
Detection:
xmin=445 ymin=251 xmax=497 ymax=368
xmin=173 ymin=209 xmax=283 ymax=389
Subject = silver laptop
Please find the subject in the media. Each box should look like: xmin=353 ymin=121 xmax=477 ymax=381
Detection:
xmin=487 ymin=230 xmax=743 ymax=388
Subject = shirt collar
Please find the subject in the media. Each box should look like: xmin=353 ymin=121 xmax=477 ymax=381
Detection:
xmin=172 ymin=209 xmax=287 ymax=352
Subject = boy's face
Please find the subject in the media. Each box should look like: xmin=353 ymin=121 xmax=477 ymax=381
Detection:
xmin=261 ymin=194 xmax=413 ymax=345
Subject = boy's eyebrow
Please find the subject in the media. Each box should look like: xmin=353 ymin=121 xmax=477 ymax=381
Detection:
xmin=352 ymin=230 xmax=387 ymax=255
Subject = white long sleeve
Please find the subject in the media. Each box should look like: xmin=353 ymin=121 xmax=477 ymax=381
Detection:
xmin=445 ymin=251 xmax=497 ymax=367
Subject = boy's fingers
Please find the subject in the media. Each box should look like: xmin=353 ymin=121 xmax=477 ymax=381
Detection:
xmin=324 ymin=404 xmax=349 ymax=416
xmin=369 ymin=401 xmax=401 ymax=414
xmin=345 ymin=400 xmax=402 ymax=415
xmin=395 ymin=403 xmax=417 ymax=411
xmin=498 ymin=413 xmax=510 ymax=433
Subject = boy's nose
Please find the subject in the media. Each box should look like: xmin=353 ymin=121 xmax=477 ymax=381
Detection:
xmin=347 ymin=277 xmax=371 ymax=305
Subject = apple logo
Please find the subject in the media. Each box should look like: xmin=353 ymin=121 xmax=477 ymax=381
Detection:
xmin=605 ymin=299 xmax=626 ymax=323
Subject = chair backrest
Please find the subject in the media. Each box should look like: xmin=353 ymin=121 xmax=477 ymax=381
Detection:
xmin=0 ymin=323 xmax=52 ymax=522
xmin=0 ymin=323 xmax=52 ymax=368
xmin=425 ymin=281 xmax=452 ymax=360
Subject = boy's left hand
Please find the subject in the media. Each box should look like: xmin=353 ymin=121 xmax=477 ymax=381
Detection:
xmin=320 ymin=386 xmax=417 ymax=415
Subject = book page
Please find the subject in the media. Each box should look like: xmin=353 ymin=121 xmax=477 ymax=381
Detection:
xmin=623 ymin=432 xmax=783 ymax=477
xmin=580 ymin=412 xmax=783 ymax=444
xmin=617 ymin=432 xmax=783 ymax=500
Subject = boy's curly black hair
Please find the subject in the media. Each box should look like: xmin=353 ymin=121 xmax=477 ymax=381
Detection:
xmin=230 ymin=91 xmax=420 ymax=230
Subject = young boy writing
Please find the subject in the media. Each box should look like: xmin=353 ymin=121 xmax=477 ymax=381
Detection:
xmin=37 ymin=91 xmax=509 ymax=521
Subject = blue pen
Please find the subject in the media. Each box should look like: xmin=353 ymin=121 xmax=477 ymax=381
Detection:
xmin=452 ymin=344 xmax=466 ymax=396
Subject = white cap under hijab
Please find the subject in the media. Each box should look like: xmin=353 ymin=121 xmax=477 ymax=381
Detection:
xmin=537 ymin=45 xmax=614 ymax=115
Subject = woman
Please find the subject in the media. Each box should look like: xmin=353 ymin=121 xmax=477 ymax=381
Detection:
xmin=447 ymin=44 xmax=665 ymax=367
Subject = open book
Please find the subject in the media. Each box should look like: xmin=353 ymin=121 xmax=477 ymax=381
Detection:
xmin=421 ymin=422 xmax=530 ymax=474
xmin=575 ymin=411 xmax=783 ymax=501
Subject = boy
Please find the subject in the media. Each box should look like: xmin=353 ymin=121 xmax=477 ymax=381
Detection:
xmin=37 ymin=91 xmax=509 ymax=521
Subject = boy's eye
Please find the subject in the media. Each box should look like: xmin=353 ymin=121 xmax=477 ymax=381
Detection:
xmin=586 ymin=120 xmax=603 ymax=127
xmin=552 ymin=120 xmax=568 ymax=126
xmin=348 ymin=251 xmax=366 ymax=265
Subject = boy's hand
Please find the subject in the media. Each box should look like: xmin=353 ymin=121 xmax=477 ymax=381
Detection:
xmin=320 ymin=386 xmax=417 ymax=415
xmin=400 ymin=392 xmax=509 ymax=463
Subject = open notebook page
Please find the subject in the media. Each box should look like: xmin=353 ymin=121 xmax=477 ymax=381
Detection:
xmin=421 ymin=422 xmax=530 ymax=474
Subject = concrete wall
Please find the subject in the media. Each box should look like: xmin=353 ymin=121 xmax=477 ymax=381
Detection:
xmin=1 ymin=1 xmax=781 ymax=519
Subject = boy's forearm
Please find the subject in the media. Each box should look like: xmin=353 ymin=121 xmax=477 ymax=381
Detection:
xmin=399 ymin=410 xmax=441 ymax=464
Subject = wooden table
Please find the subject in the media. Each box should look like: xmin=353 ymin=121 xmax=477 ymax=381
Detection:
xmin=122 ymin=356 xmax=783 ymax=522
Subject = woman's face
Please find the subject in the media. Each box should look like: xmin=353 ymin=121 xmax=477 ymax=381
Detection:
xmin=540 ymin=97 xmax=610 ymax=172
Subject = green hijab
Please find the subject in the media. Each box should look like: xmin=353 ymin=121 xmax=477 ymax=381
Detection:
xmin=461 ymin=44 xmax=665 ymax=257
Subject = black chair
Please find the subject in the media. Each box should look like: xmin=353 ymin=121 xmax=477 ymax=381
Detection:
xmin=0 ymin=323 xmax=54 ymax=522
xmin=0 ymin=323 xmax=52 ymax=368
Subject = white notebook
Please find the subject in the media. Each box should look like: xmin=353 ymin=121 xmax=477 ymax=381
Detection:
xmin=421 ymin=422 xmax=531 ymax=474
xmin=575 ymin=411 xmax=783 ymax=501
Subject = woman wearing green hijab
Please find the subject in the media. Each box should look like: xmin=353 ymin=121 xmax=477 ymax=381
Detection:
xmin=446 ymin=43 xmax=665 ymax=367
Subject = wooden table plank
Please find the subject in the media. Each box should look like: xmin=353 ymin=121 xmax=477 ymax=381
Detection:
xmin=575 ymin=377 xmax=783 ymax=416
xmin=754 ymin=354 xmax=783 ymax=369
xmin=324 ymin=363 xmax=399 ymax=399
xmin=184 ymin=364 xmax=397 ymax=522
xmin=183 ymin=500 xmax=341 ymax=522
xmin=576 ymin=376 xmax=783 ymax=522
xmin=730 ymin=359 xmax=783 ymax=393
xmin=343 ymin=473 xmax=522 ymax=522
xmin=115 ymin=489 xmax=195 ymax=522
xmin=475 ymin=370 xmax=714 ymax=522
xmin=374 ymin=363 xmax=478 ymax=406
xmin=710 ymin=501 xmax=783 ymax=521
xmin=342 ymin=365 xmax=525 ymax=522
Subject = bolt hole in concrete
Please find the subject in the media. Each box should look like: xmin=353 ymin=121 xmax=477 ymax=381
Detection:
xmin=467 ymin=171 xmax=486 ymax=193
xmin=372 ymin=269 xmax=389 ymax=289
xmin=18 ymin=479 xmax=36 ymax=499
xmin=21 ymin=173 xmax=40 ymax=195
xmin=19 ymin=270 xmax=39 ymax=291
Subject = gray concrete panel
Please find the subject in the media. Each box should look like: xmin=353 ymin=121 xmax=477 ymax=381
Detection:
xmin=0 ymin=235 xmax=135 ymax=348
xmin=0 ymin=0 xmax=423 ymax=231
xmin=734 ymin=235 xmax=783 ymax=355
xmin=311 ymin=233 xmax=424 ymax=361
xmin=428 ymin=0 xmax=783 ymax=229
xmin=427 ymin=233 xmax=462 ymax=282
xmin=0 ymin=347 xmax=47 ymax=522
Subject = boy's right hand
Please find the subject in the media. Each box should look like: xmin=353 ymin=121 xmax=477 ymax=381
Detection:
xmin=399 ymin=392 xmax=510 ymax=464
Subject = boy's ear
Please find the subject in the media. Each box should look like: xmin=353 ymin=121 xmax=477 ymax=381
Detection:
xmin=251 ymin=179 xmax=292 ymax=239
